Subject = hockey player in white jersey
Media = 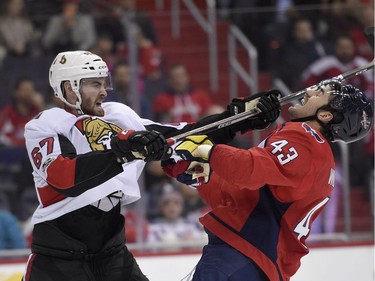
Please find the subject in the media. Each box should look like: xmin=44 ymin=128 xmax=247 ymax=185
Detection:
xmin=22 ymin=50 xmax=280 ymax=281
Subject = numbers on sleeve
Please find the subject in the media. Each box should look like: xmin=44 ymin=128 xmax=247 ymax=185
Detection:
xmin=31 ymin=147 xmax=43 ymax=169
xmin=294 ymin=197 xmax=330 ymax=240
xmin=31 ymin=137 xmax=55 ymax=169
xmin=270 ymin=140 xmax=298 ymax=165
xmin=39 ymin=137 xmax=54 ymax=154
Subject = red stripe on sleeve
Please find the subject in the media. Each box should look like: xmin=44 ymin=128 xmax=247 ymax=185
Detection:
xmin=37 ymin=185 xmax=66 ymax=207
xmin=46 ymin=155 xmax=77 ymax=189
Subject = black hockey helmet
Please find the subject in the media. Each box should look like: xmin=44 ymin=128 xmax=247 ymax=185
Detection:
xmin=323 ymin=81 xmax=373 ymax=143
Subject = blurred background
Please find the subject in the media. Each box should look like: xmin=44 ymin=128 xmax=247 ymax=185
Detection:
xmin=0 ymin=0 xmax=373 ymax=279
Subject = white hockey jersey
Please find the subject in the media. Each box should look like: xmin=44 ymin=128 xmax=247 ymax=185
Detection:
xmin=25 ymin=102 xmax=167 ymax=224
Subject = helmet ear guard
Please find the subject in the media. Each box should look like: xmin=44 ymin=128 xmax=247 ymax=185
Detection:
xmin=327 ymin=85 xmax=373 ymax=143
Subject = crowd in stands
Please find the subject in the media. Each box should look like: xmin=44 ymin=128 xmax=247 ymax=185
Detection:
xmin=0 ymin=0 xmax=373 ymax=250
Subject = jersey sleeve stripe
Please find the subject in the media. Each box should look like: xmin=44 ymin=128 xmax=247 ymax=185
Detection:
xmin=46 ymin=155 xmax=76 ymax=190
xmin=37 ymin=185 xmax=67 ymax=207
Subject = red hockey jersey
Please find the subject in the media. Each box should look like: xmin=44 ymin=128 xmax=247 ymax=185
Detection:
xmin=198 ymin=122 xmax=335 ymax=281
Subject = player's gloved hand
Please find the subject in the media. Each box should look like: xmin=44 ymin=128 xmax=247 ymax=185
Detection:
xmin=161 ymin=135 xmax=214 ymax=187
xmin=228 ymin=89 xmax=281 ymax=133
xmin=174 ymin=135 xmax=214 ymax=162
xmin=110 ymin=129 xmax=171 ymax=163
xmin=162 ymin=158 xmax=211 ymax=187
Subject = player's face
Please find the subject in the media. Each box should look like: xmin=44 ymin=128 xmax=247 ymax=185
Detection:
xmin=80 ymin=78 xmax=108 ymax=116
xmin=288 ymin=85 xmax=332 ymax=119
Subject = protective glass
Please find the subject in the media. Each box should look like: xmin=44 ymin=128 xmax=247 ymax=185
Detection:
xmin=80 ymin=75 xmax=113 ymax=91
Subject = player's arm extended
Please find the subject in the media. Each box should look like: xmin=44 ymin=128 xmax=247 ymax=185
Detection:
xmin=144 ymin=90 xmax=280 ymax=144
xmin=144 ymin=112 xmax=236 ymax=144
xmin=27 ymin=132 xmax=124 ymax=197
xmin=208 ymin=135 xmax=312 ymax=190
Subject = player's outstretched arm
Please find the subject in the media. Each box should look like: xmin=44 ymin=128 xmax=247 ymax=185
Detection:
xmin=110 ymin=129 xmax=171 ymax=163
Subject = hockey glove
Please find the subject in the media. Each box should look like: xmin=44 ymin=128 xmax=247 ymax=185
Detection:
xmin=161 ymin=135 xmax=214 ymax=187
xmin=110 ymin=129 xmax=171 ymax=163
xmin=174 ymin=135 xmax=214 ymax=162
xmin=228 ymin=89 xmax=281 ymax=133
xmin=162 ymin=158 xmax=211 ymax=187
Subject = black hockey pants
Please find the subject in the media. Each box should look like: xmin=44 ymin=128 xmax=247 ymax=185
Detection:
xmin=22 ymin=222 xmax=149 ymax=281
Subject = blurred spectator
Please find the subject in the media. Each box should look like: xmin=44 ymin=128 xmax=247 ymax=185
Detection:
xmin=0 ymin=78 xmax=44 ymax=147
xmin=292 ymin=0 xmax=333 ymax=40
xmin=346 ymin=4 xmax=374 ymax=61
xmin=122 ymin=205 xmax=149 ymax=243
xmin=90 ymin=33 xmax=117 ymax=72
xmin=24 ymin=0 xmax=61 ymax=32
xmin=231 ymin=0 xmax=296 ymax=71
xmin=106 ymin=60 xmax=153 ymax=119
xmin=0 ymin=0 xmax=39 ymax=59
xmin=116 ymin=24 xmax=165 ymax=102
xmin=301 ymin=34 xmax=374 ymax=98
xmin=0 ymin=209 xmax=26 ymax=249
xmin=144 ymin=159 xmax=168 ymax=185
xmin=0 ymin=78 xmax=43 ymax=215
xmin=144 ymin=160 xmax=175 ymax=220
xmin=116 ymin=25 xmax=163 ymax=80
xmin=116 ymin=25 xmax=164 ymax=79
xmin=322 ymin=0 xmax=374 ymax=61
xmin=177 ymin=183 xmax=207 ymax=223
xmin=95 ymin=3 xmax=127 ymax=54
xmin=152 ymin=63 xmax=213 ymax=123
xmin=273 ymin=17 xmax=332 ymax=91
xmin=135 ymin=26 xmax=163 ymax=80
xmin=116 ymin=0 xmax=158 ymax=44
xmin=147 ymin=184 xmax=206 ymax=245
xmin=144 ymin=161 xmax=207 ymax=223
xmin=42 ymin=0 xmax=97 ymax=54
xmin=143 ymin=74 xmax=167 ymax=108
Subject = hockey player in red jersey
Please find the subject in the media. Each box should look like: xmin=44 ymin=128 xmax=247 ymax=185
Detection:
xmin=22 ymin=50 xmax=280 ymax=281
xmin=163 ymin=80 xmax=373 ymax=281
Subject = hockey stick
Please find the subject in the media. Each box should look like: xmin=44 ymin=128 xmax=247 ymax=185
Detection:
xmin=167 ymin=27 xmax=375 ymax=145
xmin=167 ymin=60 xmax=374 ymax=145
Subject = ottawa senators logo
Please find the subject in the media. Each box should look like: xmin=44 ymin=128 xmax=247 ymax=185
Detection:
xmin=75 ymin=117 xmax=122 ymax=151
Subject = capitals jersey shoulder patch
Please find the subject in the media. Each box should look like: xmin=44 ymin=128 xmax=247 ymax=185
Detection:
xmin=302 ymin=122 xmax=325 ymax=143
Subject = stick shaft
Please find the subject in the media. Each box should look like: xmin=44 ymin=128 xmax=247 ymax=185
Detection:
xmin=168 ymin=60 xmax=374 ymax=145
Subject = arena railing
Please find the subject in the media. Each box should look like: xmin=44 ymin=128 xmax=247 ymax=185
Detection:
xmin=171 ymin=0 xmax=218 ymax=92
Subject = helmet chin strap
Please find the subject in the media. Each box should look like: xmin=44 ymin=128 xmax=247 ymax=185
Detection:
xmin=60 ymin=89 xmax=84 ymax=115
xmin=72 ymin=85 xmax=84 ymax=115
xmin=74 ymin=97 xmax=84 ymax=116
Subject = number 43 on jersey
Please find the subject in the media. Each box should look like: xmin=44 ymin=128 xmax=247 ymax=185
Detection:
xmin=270 ymin=140 xmax=298 ymax=165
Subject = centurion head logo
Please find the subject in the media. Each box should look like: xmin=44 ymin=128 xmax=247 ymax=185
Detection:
xmin=75 ymin=117 xmax=122 ymax=151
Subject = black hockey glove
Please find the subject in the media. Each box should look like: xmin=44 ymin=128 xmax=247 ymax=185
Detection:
xmin=110 ymin=129 xmax=171 ymax=163
xmin=228 ymin=89 xmax=281 ymax=133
